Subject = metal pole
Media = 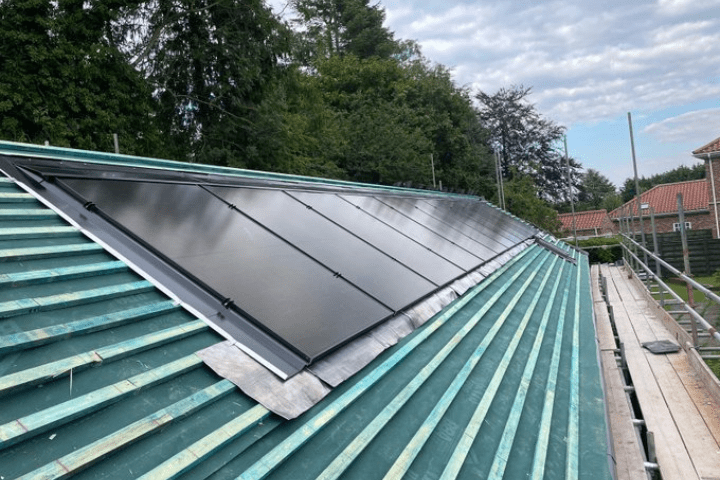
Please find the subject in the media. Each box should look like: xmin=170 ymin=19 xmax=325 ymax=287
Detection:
xmin=564 ymin=135 xmax=578 ymax=247
xmin=650 ymin=207 xmax=664 ymax=307
xmin=678 ymin=193 xmax=698 ymax=345
xmin=113 ymin=133 xmax=120 ymax=154
xmin=430 ymin=153 xmax=436 ymax=189
xmin=628 ymin=113 xmax=649 ymax=268
xmin=494 ymin=151 xmax=502 ymax=207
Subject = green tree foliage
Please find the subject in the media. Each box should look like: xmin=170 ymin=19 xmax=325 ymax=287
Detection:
xmin=291 ymin=0 xmax=397 ymax=62
xmin=278 ymin=55 xmax=494 ymax=193
xmin=620 ymin=162 xmax=705 ymax=202
xmin=135 ymin=0 xmax=290 ymax=166
xmin=476 ymin=85 xmax=581 ymax=204
xmin=0 ymin=0 xmax=159 ymax=154
xmin=502 ymin=173 xmax=561 ymax=235
xmin=578 ymin=168 xmax=616 ymax=210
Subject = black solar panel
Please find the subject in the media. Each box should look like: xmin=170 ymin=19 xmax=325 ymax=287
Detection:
xmin=59 ymin=175 xmax=536 ymax=365
xmin=62 ymin=179 xmax=393 ymax=359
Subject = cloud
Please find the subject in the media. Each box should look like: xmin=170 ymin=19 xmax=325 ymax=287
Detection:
xmin=382 ymin=0 xmax=720 ymax=127
xmin=644 ymin=108 xmax=720 ymax=144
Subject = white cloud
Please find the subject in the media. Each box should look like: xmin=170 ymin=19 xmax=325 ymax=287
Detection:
xmin=644 ymin=108 xmax=720 ymax=144
xmin=380 ymin=0 xmax=720 ymax=128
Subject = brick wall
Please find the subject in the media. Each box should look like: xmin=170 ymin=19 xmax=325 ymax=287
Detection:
xmin=614 ymin=211 xmax=714 ymax=236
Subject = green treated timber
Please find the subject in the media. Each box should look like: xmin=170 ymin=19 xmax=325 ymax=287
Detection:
xmin=0 ymin=301 xmax=180 ymax=355
xmin=17 ymin=379 xmax=236 ymax=480
xmin=439 ymin=252 xmax=565 ymax=480
xmin=488 ymin=258 xmax=568 ymax=479
xmin=0 ymin=280 xmax=155 ymax=319
xmin=0 ymin=192 xmax=35 ymax=203
xmin=237 ymin=245 xmax=539 ymax=480
xmin=317 ymin=251 xmax=556 ymax=480
xmin=0 ymin=261 xmax=127 ymax=288
xmin=381 ymin=253 xmax=557 ymax=479
xmin=0 ymin=320 xmax=207 ymax=395
xmin=0 ymin=243 xmax=103 ymax=262
xmin=530 ymin=262 xmax=574 ymax=479
xmin=0 ymin=226 xmax=79 ymax=241
xmin=0 ymin=208 xmax=57 ymax=220
xmin=137 ymin=404 xmax=270 ymax=480
xmin=565 ymin=255 xmax=583 ymax=480
xmin=0 ymin=354 xmax=204 ymax=449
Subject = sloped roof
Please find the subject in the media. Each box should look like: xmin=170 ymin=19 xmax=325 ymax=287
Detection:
xmin=0 ymin=141 xmax=611 ymax=479
xmin=610 ymin=179 xmax=708 ymax=217
xmin=692 ymin=136 xmax=720 ymax=155
xmin=558 ymin=209 xmax=609 ymax=231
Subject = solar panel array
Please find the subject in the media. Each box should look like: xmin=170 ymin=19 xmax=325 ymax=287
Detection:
xmin=61 ymin=177 xmax=536 ymax=361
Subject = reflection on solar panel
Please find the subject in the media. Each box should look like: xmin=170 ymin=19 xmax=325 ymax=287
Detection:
xmin=56 ymin=175 xmax=536 ymax=364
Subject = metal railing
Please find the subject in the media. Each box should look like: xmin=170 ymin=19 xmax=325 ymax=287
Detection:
xmin=620 ymin=234 xmax=720 ymax=345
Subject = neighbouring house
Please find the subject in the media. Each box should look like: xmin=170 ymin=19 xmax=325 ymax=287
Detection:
xmin=693 ymin=135 xmax=720 ymax=238
xmin=609 ymin=135 xmax=720 ymax=238
xmin=609 ymin=179 xmax=712 ymax=235
xmin=558 ymin=209 xmax=616 ymax=239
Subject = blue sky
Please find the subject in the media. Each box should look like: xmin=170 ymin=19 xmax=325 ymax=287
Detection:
xmin=269 ymin=0 xmax=720 ymax=190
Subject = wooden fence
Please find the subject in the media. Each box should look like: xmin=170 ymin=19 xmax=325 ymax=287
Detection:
xmin=630 ymin=229 xmax=720 ymax=277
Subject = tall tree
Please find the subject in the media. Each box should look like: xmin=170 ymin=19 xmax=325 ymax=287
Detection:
xmin=135 ymin=0 xmax=290 ymax=165
xmin=578 ymin=168 xmax=616 ymax=210
xmin=476 ymin=85 xmax=581 ymax=203
xmin=0 ymin=0 xmax=159 ymax=154
xmin=292 ymin=0 xmax=397 ymax=62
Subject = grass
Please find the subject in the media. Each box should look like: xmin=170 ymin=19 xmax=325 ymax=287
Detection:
xmin=661 ymin=276 xmax=716 ymax=305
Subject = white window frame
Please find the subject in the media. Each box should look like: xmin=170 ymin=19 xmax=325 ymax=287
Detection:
xmin=672 ymin=222 xmax=692 ymax=232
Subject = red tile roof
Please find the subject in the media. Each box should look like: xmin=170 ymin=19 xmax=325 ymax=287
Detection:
xmin=610 ymin=179 xmax=708 ymax=217
xmin=558 ymin=209 xmax=609 ymax=231
xmin=693 ymin=136 xmax=720 ymax=155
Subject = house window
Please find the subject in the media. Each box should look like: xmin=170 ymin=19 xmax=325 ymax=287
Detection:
xmin=673 ymin=222 xmax=692 ymax=232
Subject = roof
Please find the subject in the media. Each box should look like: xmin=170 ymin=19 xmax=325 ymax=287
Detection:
xmin=0 ymin=141 xmax=612 ymax=479
xmin=610 ymin=179 xmax=708 ymax=217
xmin=558 ymin=209 xmax=609 ymax=231
xmin=692 ymin=136 xmax=720 ymax=155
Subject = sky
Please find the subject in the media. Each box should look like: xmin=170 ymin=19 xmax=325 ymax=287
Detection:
xmin=268 ymin=0 xmax=720 ymax=189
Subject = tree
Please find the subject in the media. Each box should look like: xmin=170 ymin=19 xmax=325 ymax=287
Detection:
xmin=475 ymin=85 xmax=581 ymax=203
xmin=502 ymin=173 xmax=561 ymax=235
xmin=578 ymin=168 xmax=616 ymax=210
xmin=136 ymin=0 xmax=290 ymax=166
xmin=291 ymin=0 xmax=397 ymax=62
xmin=0 ymin=0 xmax=160 ymax=154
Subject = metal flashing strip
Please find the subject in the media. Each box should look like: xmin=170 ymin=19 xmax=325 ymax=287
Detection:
xmin=534 ymin=234 xmax=578 ymax=264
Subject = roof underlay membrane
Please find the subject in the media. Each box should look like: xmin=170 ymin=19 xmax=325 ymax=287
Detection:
xmin=0 ymin=141 xmax=611 ymax=480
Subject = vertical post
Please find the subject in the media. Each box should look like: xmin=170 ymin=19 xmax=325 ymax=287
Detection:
xmin=628 ymin=113 xmax=649 ymax=269
xmin=494 ymin=151 xmax=502 ymax=208
xmin=564 ymin=135 xmax=578 ymax=247
xmin=430 ymin=153 xmax=436 ymax=189
xmin=678 ymin=193 xmax=698 ymax=346
xmin=113 ymin=133 xmax=120 ymax=154
xmin=650 ymin=207 xmax=664 ymax=307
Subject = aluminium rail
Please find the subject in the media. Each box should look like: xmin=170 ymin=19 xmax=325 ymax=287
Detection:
xmin=620 ymin=232 xmax=720 ymax=345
